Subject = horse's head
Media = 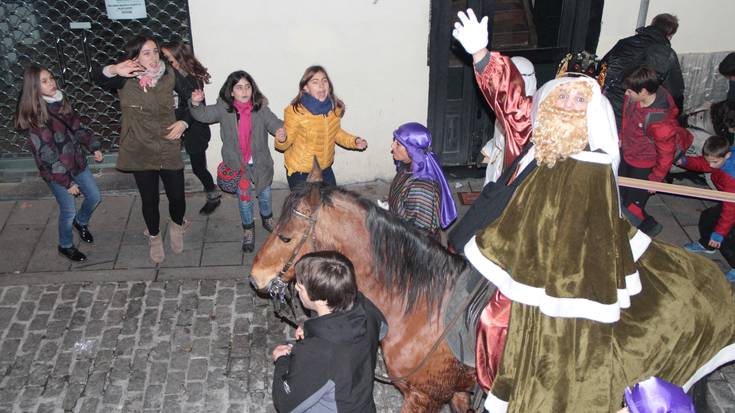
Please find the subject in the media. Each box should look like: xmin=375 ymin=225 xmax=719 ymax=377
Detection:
xmin=249 ymin=160 xmax=324 ymax=294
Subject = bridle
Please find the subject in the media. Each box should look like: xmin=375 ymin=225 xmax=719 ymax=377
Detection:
xmin=266 ymin=203 xmax=320 ymax=328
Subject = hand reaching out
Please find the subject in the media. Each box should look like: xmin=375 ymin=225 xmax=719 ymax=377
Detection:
xmin=93 ymin=150 xmax=104 ymax=162
xmin=271 ymin=344 xmax=293 ymax=361
xmin=355 ymin=137 xmax=368 ymax=150
xmin=191 ymin=89 xmax=205 ymax=106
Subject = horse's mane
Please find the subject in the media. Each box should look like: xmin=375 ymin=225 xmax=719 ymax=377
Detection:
xmin=280 ymin=183 xmax=468 ymax=314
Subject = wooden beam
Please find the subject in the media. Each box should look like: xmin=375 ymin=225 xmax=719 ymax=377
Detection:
xmin=617 ymin=177 xmax=735 ymax=203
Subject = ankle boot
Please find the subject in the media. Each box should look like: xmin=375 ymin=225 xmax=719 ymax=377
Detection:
xmin=146 ymin=232 xmax=164 ymax=264
xmin=199 ymin=190 xmax=222 ymax=215
xmin=169 ymin=220 xmax=191 ymax=254
xmin=261 ymin=214 xmax=274 ymax=233
xmin=242 ymin=223 xmax=255 ymax=253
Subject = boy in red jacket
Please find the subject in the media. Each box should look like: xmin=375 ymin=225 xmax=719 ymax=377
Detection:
xmin=680 ymin=135 xmax=735 ymax=282
xmin=618 ymin=66 xmax=689 ymax=236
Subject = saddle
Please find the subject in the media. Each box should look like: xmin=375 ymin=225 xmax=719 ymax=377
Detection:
xmin=443 ymin=266 xmax=496 ymax=367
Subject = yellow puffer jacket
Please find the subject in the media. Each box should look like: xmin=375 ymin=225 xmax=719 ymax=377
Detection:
xmin=277 ymin=104 xmax=359 ymax=175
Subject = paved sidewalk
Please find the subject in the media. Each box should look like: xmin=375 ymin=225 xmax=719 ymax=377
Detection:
xmin=0 ymin=176 xmax=733 ymax=412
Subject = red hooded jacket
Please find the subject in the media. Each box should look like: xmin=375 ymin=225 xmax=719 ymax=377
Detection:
xmin=680 ymin=153 xmax=735 ymax=237
xmin=620 ymin=87 xmax=693 ymax=182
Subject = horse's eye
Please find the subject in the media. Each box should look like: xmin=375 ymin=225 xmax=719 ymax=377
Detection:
xmin=278 ymin=234 xmax=292 ymax=243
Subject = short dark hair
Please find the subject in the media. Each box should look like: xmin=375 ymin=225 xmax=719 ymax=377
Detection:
xmin=295 ymin=251 xmax=357 ymax=312
xmin=719 ymin=52 xmax=735 ymax=77
xmin=702 ymin=135 xmax=731 ymax=158
xmin=622 ymin=66 xmax=661 ymax=93
xmin=711 ymin=100 xmax=735 ymax=142
xmin=651 ymin=13 xmax=679 ymax=37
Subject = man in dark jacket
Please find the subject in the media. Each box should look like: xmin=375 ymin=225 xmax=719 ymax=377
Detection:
xmin=271 ymin=251 xmax=387 ymax=413
xmin=600 ymin=13 xmax=684 ymax=130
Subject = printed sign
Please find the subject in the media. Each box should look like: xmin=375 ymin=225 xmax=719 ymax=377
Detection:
xmin=105 ymin=0 xmax=147 ymax=20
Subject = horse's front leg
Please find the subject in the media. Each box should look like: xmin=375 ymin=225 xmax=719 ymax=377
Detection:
xmin=400 ymin=390 xmax=444 ymax=413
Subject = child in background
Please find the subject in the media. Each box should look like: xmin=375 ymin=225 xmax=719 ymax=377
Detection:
xmin=277 ymin=65 xmax=368 ymax=189
xmin=14 ymin=65 xmax=103 ymax=262
xmin=618 ymin=66 xmax=690 ymax=236
xmin=190 ymin=71 xmax=285 ymax=252
xmin=680 ymin=135 xmax=735 ymax=281
xmin=161 ymin=41 xmax=221 ymax=215
xmin=271 ymin=251 xmax=387 ymax=413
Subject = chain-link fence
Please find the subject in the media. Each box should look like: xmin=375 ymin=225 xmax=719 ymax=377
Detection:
xmin=0 ymin=0 xmax=193 ymax=157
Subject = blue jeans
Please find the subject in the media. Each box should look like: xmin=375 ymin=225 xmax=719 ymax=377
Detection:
xmin=236 ymin=184 xmax=272 ymax=226
xmin=47 ymin=168 xmax=101 ymax=248
xmin=286 ymin=166 xmax=336 ymax=190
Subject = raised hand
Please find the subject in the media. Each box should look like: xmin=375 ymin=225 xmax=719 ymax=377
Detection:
xmin=111 ymin=60 xmax=145 ymax=77
xmin=191 ymin=89 xmax=205 ymax=106
xmin=452 ymin=8 xmax=489 ymax=55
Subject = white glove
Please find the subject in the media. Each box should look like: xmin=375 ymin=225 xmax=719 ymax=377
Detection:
xmin=452 ymin=8 xmax=489 ymax=55
xmin=376 ymin=199 xmax=389 ymax=211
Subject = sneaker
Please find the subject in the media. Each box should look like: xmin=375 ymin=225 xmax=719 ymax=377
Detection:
xmin=242 ymin=223 xmax=255 ymax=253
xmin=683 ymin=242 xmax=717 ymax=254
xmin=199 ymin=198 xmax=221 ymax=215
xmin=58 ymin=246 xmax=87 ymax=262
xmin=726 ymin=269 xmax=735 ymax=283
xmin=261 ymin=214 xmax=274 ymax=233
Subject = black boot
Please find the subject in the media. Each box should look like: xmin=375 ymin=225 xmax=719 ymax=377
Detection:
xmin=199 ymin=190 xmax=222 ymax=216
xmin=242 ymin=223 xmax=255 ymax=253
xmin=73 ymin=221 xmax=94 ymax=243
xmin=58 ymin=246 xmax=87 ymax=262
xmin=638 ymin=215 xmax=662 ymax=237
xmin=261 ymin=214 xmax=274 ymax=233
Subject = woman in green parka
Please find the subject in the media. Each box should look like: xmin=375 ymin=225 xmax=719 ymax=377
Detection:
xmin=94 ymin=34 xmax=190 ymax=264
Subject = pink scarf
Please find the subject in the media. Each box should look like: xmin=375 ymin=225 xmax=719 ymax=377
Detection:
xmin=233 ymin=100 xmax=253 ymax=201
xmin=136 ymin=62 xmax=165 ymax=92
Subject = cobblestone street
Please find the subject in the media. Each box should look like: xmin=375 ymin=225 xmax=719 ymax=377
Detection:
xmin=0 ymin=180 xmax=733 ymax=412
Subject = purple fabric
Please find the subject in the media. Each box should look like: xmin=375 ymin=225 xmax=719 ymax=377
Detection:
xmin=393 ymin=122 xmax=457 ymax=228
xmin=624 ymin=377 xmax=695 ymax=413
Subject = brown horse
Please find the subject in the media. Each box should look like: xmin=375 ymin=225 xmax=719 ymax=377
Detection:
xmin=249 ymin=176 xmax=478 ymax=412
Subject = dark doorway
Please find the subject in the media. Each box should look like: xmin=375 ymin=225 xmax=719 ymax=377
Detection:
xmin=428 ymin=0 xmax=605 ymax=167
xmin=0 ymin=1 xmax=194 ymax=158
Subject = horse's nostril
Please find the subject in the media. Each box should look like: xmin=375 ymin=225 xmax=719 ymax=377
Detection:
xmin=249 ymin=276 xmax=260 ymax=290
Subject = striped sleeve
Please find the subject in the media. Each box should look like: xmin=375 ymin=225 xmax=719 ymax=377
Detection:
xmin=402 ymin=179 xmax=440 ymax=233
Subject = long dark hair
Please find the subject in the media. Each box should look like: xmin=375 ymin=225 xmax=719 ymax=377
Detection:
xmin=161 ymin=40 xmax=211 ymax=86
xmin=125 ymin=34 xmax=160 ymax=61
xmin=218 ymin=70 xmax=266 ymax=113
xmin=14 ymin=65 xmax=70 ymax=130
xmin=290 ymin=65 xmax=345 ymax=116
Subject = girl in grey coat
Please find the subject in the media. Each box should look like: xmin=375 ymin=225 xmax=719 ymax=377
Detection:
xmin=190 ymin=71 xmax=285 ymax=252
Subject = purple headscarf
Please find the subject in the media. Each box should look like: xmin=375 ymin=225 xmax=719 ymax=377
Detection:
xmin=624 ymin=377 xmax=695 ymax=413
xmin=393 ymin=122 xmax=457 ymax=228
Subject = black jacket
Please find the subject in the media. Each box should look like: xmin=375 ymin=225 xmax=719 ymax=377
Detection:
xmin=272 ymin=293 xmax=387 ymax=413
xmin=601 ymin=26 xmax=685 ymax=129
xmin=173 ymin=70 xmax=211 ymax=154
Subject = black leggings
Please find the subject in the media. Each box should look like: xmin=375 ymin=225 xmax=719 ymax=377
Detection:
xmin=188 ymin=151 xmax=215 ymax=192
xmin=698 ymin=204 xmax=735 ymax=267
xmin=133 ymin=169 xmax=186 ymax=236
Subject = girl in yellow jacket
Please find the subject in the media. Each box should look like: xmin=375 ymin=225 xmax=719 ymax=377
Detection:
xmin=277 ymin=65 xmax=367 ymax=189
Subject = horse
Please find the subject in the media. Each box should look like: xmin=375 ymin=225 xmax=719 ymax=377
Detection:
xmin=249 ymin=171 xmax=481 ymax=412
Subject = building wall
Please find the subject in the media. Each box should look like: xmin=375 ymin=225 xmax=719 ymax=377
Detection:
xmin=188 ymin=0 xmax=431 ymax=186
xmin=597 ymin=0 xmax=735 ymax=55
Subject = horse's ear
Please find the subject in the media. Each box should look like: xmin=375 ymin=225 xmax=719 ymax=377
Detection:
xmin=306 ymin=156 xmax=323 ymax=183
xmin=306 ymin=179 xmax=321 ymax=212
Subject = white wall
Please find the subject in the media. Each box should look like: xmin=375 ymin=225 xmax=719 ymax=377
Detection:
xmin=188 ymin=0 xmax=431 ymax=186
xmin=598 ymin=0 xmax=735 ymax=56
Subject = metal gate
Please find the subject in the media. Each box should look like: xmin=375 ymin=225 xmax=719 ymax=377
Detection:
xmin=0 ymin=0 xmax=193 ymax=157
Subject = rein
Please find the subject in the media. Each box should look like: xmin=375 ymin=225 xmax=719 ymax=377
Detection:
xmin=267 ymin=206 xmax=320 ymax=329
xmin=374 ymin=278 xmax=485 ymax=385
